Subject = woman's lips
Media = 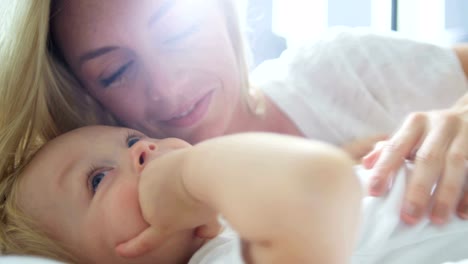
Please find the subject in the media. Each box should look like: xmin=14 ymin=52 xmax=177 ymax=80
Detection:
xmin=162 ymin=91 xmax=214 ymax=128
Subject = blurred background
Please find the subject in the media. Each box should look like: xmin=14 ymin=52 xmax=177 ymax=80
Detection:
xmin=240 ymin=0 xmax=468 ymax=66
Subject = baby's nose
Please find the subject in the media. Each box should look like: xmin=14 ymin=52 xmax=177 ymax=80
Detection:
xmin=132 ymin=140 xmax=157 ymax=173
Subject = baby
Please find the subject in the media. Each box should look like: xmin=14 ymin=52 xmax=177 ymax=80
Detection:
xmin=1 ymin=125 xmax=468 ymax=264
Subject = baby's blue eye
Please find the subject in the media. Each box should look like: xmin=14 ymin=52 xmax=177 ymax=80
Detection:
xmin=91 ymin=172 xmax=107 ymax=193
xmin=127 ymin=137 xmax=140 ymax=148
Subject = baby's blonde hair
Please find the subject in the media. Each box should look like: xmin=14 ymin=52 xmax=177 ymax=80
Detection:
xmin=0 ymin=161 xmax=76 ymax=262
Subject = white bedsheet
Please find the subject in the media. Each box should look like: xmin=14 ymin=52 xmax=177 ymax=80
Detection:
xmin=0 ymin=256 xmax=63 ymax=263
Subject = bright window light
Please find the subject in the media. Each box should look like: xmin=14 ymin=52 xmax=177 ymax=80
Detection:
xmin=371 ymin=0 xmax=393 ymax=32
xmin=272 ymin=0 xmax=328 ymax=47
xmin=398 ymin=0 xmax=447 ymax=45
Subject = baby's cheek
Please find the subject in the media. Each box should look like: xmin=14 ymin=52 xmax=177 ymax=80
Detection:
xmin=106 ymin=179 xmax=149 ymax=243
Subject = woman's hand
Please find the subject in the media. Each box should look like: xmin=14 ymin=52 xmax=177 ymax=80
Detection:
xmin=341 ymin=134 xmax=388 ymax=162
xmin=363 ymin=104 xmax=468 ymax=225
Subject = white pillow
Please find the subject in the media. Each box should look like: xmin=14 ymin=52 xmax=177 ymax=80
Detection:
xmin=0 ymin=256 xmax=63 ymax=263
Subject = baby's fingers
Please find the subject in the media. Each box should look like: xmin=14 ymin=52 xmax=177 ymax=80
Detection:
xmin=115 ymin=227 xmax=165 ymax=259
xmin=369 ymin=114 xmax=425 ymax=196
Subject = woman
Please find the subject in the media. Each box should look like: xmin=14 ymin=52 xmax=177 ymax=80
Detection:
xmin=1 ymin=0 xmax=468 ymax=225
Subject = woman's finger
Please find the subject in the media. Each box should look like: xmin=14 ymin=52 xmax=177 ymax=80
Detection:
xmin=342 ymin=134 xmax=387 ymax=162
xmin=362 ymin=140 xmax=386 ymax=169
xmin=401 ymin=116 xmax=458 ymax=224
xmin=430 ymin=127 xmax=468 ymax=224
xmin=457 ymin=190 xmax=468 ymax=219
xmin=369 ymin=113 xmax=426 ymax=196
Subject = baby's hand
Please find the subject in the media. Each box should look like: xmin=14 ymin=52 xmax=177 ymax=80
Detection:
xmin=116 ymin=150 xmax=221 ymax=258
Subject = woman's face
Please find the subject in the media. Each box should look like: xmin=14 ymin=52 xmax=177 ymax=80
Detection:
xmin=52 ymin=0 xmax=244 ymax=143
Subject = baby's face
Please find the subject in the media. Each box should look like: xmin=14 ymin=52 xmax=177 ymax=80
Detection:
xmin=17 ymin=126 xmax=203 ymax=263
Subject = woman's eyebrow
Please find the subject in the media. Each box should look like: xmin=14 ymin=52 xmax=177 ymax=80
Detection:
xmin=148 ymin=0 xmax=176 ymax=27
xmin=79 ymin=46 xmax=119 ymax=65
xmin=78 ymin=1 xmax=176 ymax=66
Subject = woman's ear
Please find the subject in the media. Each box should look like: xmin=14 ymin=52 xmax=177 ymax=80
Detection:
xmin=115 ymin=227 xmax=163 ymax=259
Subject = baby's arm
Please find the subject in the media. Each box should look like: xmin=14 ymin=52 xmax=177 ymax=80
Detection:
xmin=119 ymin=133 xmax=362 ymax=263
xmin=185 ymin=133 xmax=362 ymax=263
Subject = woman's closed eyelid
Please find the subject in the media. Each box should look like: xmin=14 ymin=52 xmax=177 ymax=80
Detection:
xmin=99 ymin=60 xmax=134 ymax=88
xmin=163 ymin=24 xmax=200 ymax=45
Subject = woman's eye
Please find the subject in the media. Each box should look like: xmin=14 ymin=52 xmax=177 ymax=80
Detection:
xmin=127 ymin=137 xmax=141 ymax=148
xmin=99 ymin=61 xmax=134 ymax=88
xmin=91 ymin=171 xmax=108 ymax=193
xmin=163 ymin=24 xmax=199 ymax=45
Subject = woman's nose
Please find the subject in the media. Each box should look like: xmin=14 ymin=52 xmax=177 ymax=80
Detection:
xmin=144 ymin=58 xmax=189 ymax=102
xmin=131 ymin=140 xmax=157 ymax=173
xmin=144 ymin=61 xmax=177 ymax=101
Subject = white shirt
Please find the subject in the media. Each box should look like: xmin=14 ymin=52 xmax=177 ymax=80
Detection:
xmin=251 ymin=27 xmax=468 ymax=145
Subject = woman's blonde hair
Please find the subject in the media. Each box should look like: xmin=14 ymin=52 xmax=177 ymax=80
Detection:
xmin=0 ymin=0 xmax=257 ymax=261
xmin=0 ymin=0 xmax=105 ymax=261
xmin=217 ymin=1 xmax=265 ymax=115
